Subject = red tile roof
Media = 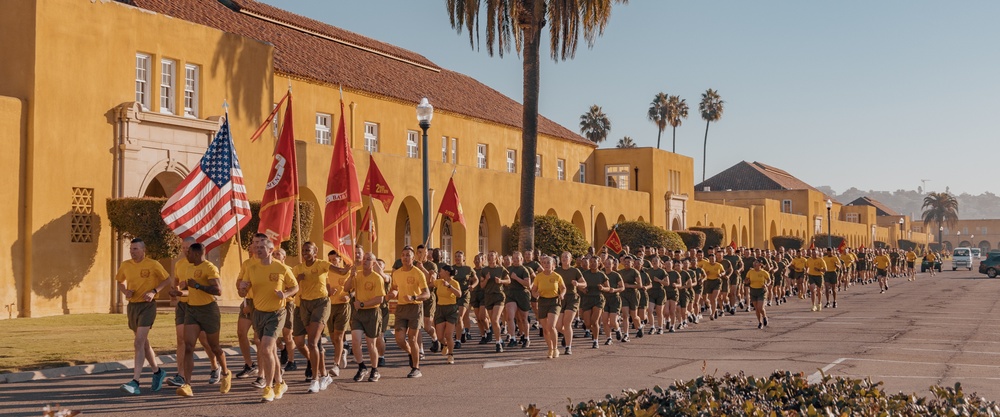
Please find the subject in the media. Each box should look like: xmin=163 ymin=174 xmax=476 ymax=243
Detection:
xmin=696 ymin=161 xmax=828 ymax=196
xmin=846 ymin=196 xmax=900 ymax=217
xmin=122 ymin=0 xmax=591 ymax=146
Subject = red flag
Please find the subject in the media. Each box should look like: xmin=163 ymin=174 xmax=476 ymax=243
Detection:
xmin=323 ymin=100 xmax=362 ymax=258
xmin=809 ymin=241 xmax=816 ymax=250
xmin=437 ymin=177 xmax=465 ymax=226
xmin=838 ymin=239 xmax=847 ymax=251
xmin=161 ymin=114 xmax=251 ymax=252
xmin=859 ymin=244 xmax=865 ymax=249
xmin=249 ymin=92 xmax=289 ymax=143
xmin=257 ymin=96 xmax=298 ymax=247
xmin=359 ymin=206 xmax=376 ymax=242
xmin=362 ymin=154 xmax=394 ymax=212
xmin=604 ymin=228 xmax=623 ymax=253
xmin=729 ymin=240 xmax=737 ymax=249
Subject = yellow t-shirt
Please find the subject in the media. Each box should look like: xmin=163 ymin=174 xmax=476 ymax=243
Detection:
xmin=703 ymin=262 xmax=725 ymax=280
xmin=433 ymin=278 xmax=461 ymax=306
xmin=237 ymin=258 xmax=261 ymax=299
xmin=291 ymin=260 xmax=332 ymax=301
xmin=840 ymin=253 xmax=854 ymax=266
xmin=747 ymin=269 xmax=770 ymax=289
xmin=535 ymin=271 xmax=566 ymax=298
xmin=174 ymin=258 xmax=192 ymax=303
xmin=391 ymin=267 xmax=427 ymax=305
xmin=905 ymin=251 xmax=917 ymax=262
xmin=181 ymin=260 xmax=221 ymax=307
xmin=116 ymin=258 xmax=168 ymax=303
xmin=791 ymin=257 xmax=808 ymax=272
xmin=354 ymin=271 xmax=387 ymax=310
xmin=327 ymin=269 xmax=351 ymax=305
xmin=822 ymin=256 xmax=841 ymax=272
xmin=924 ymin=252 xmax=937 ymax=262
xmin=244 ymin=261 xmax=297 ymax=313
xmin=874 ymin=255 xmax=891 ymax=269
xmin=806 ymin=258 xmax=827 ymax=276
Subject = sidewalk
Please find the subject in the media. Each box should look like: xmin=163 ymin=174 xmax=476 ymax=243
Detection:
xmin=0 ymin=347 xmax=247 ymax=384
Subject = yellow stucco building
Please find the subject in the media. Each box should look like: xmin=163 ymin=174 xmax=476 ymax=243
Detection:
xmin=0 ymin=0 xmax=926 ymax=319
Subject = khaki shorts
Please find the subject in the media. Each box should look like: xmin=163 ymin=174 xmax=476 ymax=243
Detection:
xmin=434 ymin=304 xmax=460 ymax=325
xmin=175 ymin=302 xmax=189 ymax=326
xmin=423 ymin=296 xmax=436 ymax=319
xmin=127 ymin=301 xmax=157 ymax=331
xmin=561 ymin=292 xmax=580 ymax=312
xmin=394 ymin=303 xmax=423 ymax=331
xmin=537 ymin=297 xmax=562 ymax=320
xmin=505 ymin=289 xmax=531 ymax=312
xmin=470 ymin=289 xmax=483 ymax=309
xmin=283 ymin=303 xmax=294 ymax=330
xmin=351 ymin=308 xmax=382 ymax=338
xmin=184 ymin=301 xmax=221 ymax=334
xmin=750 ymin=288 xmax=766 ymax=302
xmin=291 ymin=305 xmax=307 ymax=336
xmin=253 ymin=309 xmax=286 ymax=339
xmin=380 ymin=305 xmax=390 ymax=332
xmin=580 ymin=295 xmax=605 ymax=312
xmin=327 ymin=302 xmax=352 ymax=333
xmin=483 ymin=292 xmax=505 ymax=310
xmin=704 ymin=279 xmax=722 ymax=294
xmin=294 ymin=298 xmax=331 ymax=336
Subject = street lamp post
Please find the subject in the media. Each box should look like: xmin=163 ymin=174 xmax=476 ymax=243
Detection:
xmin=825 ymin=199 xmax=832 ymax=248
xmin=898 ymin=218 xmax=904 ymax=248
xmin=417 ymin=98 xmax=434 ymax=244
xmin=939 ymin=226 xmax=943 ymax=252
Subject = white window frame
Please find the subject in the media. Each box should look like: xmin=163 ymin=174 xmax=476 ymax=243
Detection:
xmin=506 ymin=149 xmax=516 ymax=173
xmin=183 ymin=64 xmax=199 ymax=117
xmin=441 ymin=218 xmax=453 ymax=263
xmin=406 ymin=130 xmax=419 ymax=158
xmin=450 ymin=138 xmax=458 ymax=164
xmin=605 ymin=164 xmax=630 ymax=190
xmin=315 ymin=113 xmax=332 ymax=145
xmin=557 ymin=159 xmax=566 ymax=181
xmin=364 ymin=122 xmax=379 ymax=153
xmin=535 ymin=154 xmax=542 ymax=177
xmin=781 ymin=199 xmax=792 ymax=213
xmin=441 ymin=136 xmax=448 ymax=163
xmin=846 ymin=212 xmax=860 ymax=223
xmin=478 ymin=215 xmax=488 ymax=254
xmin=160 ymin=58 xmax=176 ymax=114
xmin=477 ymin=144 xmax=488 ymax=169
xmin=135 ymin=53 xmax=151 ymax=110
xmin=579 ymin=163 xmax=586 ymax=183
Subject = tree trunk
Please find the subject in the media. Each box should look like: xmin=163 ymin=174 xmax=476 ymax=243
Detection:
xmin=518 ymin=11 xmax=543 ymax=252
xmin=671 ymin=125 xmax=677 ymax=153
xmin=656 ymin=128 xmax=662 ymax=149
xmin=702 ymin=120 xmax=710 ymax=182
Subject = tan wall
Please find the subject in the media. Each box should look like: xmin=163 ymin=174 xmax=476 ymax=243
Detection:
xmin=688 ymin=200 xmax=751 ymax=246
xmin=916 ymin=219 xmax=997 ymax=251
xmin=0 ymin=97 xmax=26 ymax=318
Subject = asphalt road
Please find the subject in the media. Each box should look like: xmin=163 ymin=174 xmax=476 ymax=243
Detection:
xmin=3 ymin=265 xmax=999 ymax=416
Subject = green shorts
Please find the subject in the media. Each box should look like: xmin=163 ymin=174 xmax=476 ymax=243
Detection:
xmin=252 ymin=309 xmax=286 ymax=339
xmin=291 ymin=304 xmax=307 ymax=336
xmin=184 ymin=301 xmax=221 ymax=334
xmin=423 ymin=295 xmax=436 ymax=319
xmin=351 ymin=308 xmax=382 ymax=339
xmin=483 ymin=292 xmax=505 ymax=310
xmin=434 ymin=304 xmax=460 ymax=325
xmin=704 ymin=279 xmax=722 ymax=294
xmin=603 ymin=294 xmax=621 ymax=313
xmin=665 ymin=288 xmax=678 ymax=302
xmin=561 ymin=292 xmax=581 ymax=312
xmin=505 ymin=289 xmax=531 ymax=312
xmin=175 ymin=301 xmax=189 ymax=326
xmin=300 ymin=297 xmax=331 ymax=325
xmin=749 ymin=288 xmax=766 ymax=302
xmin=380 ymin=305 xmax=390 ymax=332
xmin=283 ymin=303 xmax=294 ymax=330
xmin=470 ymin=289 xmax=483 ymax=309
xmin=537 ymin=297 xmax=562 ymax=320
xmin=621 ymin=291 xmax=638 ymax=310
xmin=729 ymin=274 xmax=742 ymax=286
xmin=824 ymin=272 xmax=838 ymax=285
xmin=791 ymin=270 xmax=805 ymax=280
xmin=238 ymin=298 xmax=254 ymax=320
xmin=327 ymin=302 xmax=351 ymax=333
xmin=677 ymin=291 xmax=689 ymax=308
xmin=127 ymin=301 xmax=157 ymax=331
xmin=456 ymin=293 xmax=470 ymax=308
xmin=692 ymin=284 xmax=703 ymax=295
xmin=720 ymin=279 xmax=730 ymax=293
xmin=638 ymin=290 xmax=649 ymax=308
xmin=877 ymin=268 xmax=888 ymax=277
xmin=808 ymin=275 xmax=823 ymax=287
xmin=394 ymin=303 xmax=423 ymax=331
xmin=648 ymin=288 xmax=665 ymax=305
xmin=580 ymin=295 xmax=605 ymax=312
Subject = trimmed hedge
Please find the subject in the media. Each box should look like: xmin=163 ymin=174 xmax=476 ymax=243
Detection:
xmin=874 ymin=240 xmax=888 ymax=249
xmin=771 ymin=235 xmax=805 ymax=250
xmin=898 ymin=239 xmax=919 ymax=251
xmin=689 ymin=226 xmax=724 ymax=248
xmin=676 ymin=230 xmax=706 ymax=250
xmin=107 ymin=198 xmax=181 ymax=260
xmin=811 ymin=234 xmax=846 ymax=249
xmin=928 ymin=242 xmax=943 ymax=252
xmin=107 ymin=198 xmax=314 ymax=258
xmin=239 ymin=201 xmax=315 ymax=256
xmin=615 ymin=221 xmax=686 ymax=252
xmin=509 ymin=215 xmax=590 ymax=258
xmin=522 ymin=371 xmax=1000 ymax=417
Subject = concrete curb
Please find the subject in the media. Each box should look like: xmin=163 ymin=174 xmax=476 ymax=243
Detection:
xmin=0 ymin=347 xmax=248 ymax=384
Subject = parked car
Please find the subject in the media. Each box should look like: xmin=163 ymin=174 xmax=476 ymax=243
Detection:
xmin=921 ymin=257 xmax=942 ymax=273
xmin=953 ymin=247 xmax=974 ymax=271
xmin=979 ymin=252 xmax=1000 ymax=278
xmin=972 ymin=248 xmax=982 ymax=260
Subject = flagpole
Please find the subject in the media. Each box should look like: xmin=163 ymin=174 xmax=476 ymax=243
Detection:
xmin=223 ymin=101 xmax=247 ymax=267
xmin=422 ymin=168 xmax=456 ymax=248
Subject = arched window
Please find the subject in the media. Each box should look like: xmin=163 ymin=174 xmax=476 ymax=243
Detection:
xmin=478 ymin=215 xmax=488 ymax=254
xmin=441 ymin=218 xmax=452 ymax=263
xmin=403 ymin=218 xmax=411 ymax=247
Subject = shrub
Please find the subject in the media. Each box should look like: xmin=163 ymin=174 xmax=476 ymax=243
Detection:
xmin=522 ymin=371 xmax=1000 ymax=417
xmin=689 ymin=226 xmax=724 ymax=248
xmin=675 ymin=230 xmax=706 ymax=250
xmin=107 ymin=198 xmax=181 ymax=260
xmin=874 ymin=240 xmax=888 ymax=249
xmin=928 ymin=242 xmax=943 ymax=252
xmin=771 ymin=235 xmax=805 ymax=250
xmin=615 ymin=221 xmax=686 ymax=252
xmin=811 ymin=234 xmax=846 ymax=249
xmin=508 ymin=215 xmax=590 ymax=258
xmin=239 ymin=201 xmax=315 ymax=256
xmin=898 ymin=239 xmax=919 ymax=251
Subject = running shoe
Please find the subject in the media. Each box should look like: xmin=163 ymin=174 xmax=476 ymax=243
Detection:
xmin=151 ymin=368 xmax=167 ymax=392
xmin=208 ymin=368 xmax=221 ymax=385
xmin=353 ymin=367 xmax=369 ymax=382
xmin=120 ymin=379 xmax=141 ymax=395
xmin=176 ymin=383 xmax=193 ymax=397
xmin=167 ymin=374 xmax=185 ymax=387
xmin=236 ymin=363 xmax=257 ymax=379
xmin=407 ymin=368 xmax=423 ymax=378
xmin=261 ymin=386 xmax=274 ymax=402
xmin=368 ymin=369 xmax=381 ymax=382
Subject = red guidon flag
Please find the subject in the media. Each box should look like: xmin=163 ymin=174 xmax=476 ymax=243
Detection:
xmin=729 ymin=240 xmax=737 ymax=249
xmin=809 ymin=241 xmax=816 ymax=250
xmin=362 ymin=154 xmax=394 ymax=212
xmin=838 ymin=239 xmax=847 ymax=251
xmin=324 ymin=100 xmax=361 ymax=260
xmin=257 ymin=95 xmax=299 ymax=247
xmin=604 ymin=228 xmax=623 ymax=254
xmin=437 ymin=178 xmax=465 ymax=226
xmin=161 ymin=114 xmax=251 ymax=252
xmin=359 ymin=206 xmax=376 ymax=242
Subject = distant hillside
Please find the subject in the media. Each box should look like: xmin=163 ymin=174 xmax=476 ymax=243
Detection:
xmin=816 ymin=186 xmax=1000 ymax=220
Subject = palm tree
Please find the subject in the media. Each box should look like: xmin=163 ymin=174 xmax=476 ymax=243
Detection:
xmin=699 ymin=88 xmax=724 ymax=182
xmin=448 ymin=0 xmax=627 ymax=251
xmin=580 ymin=105 xmax=612 ymax=144
xmin=666 ymin=95 xmax=688 ymax=153
xmin=616 ymin=136 xmax=636 ymax=148
xmin=921 ymin=192 xmax=959 ymax=239
xmin=647 ymin=92 xmax=669 ymax=149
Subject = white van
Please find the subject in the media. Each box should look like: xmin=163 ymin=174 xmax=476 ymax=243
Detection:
xmin=953 ymin=247 xmax=973 ymax=270
xmin=971 ymin=248 xmax=982 ymax=260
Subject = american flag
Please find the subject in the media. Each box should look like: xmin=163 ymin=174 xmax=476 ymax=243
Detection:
xmin=161 ymin=115 xmax=251 ymax=252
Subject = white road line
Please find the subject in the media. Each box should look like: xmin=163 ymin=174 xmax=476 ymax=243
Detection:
xmin=842 ymin=357 xmax=1000 ymax=368
xmin=807 ymin=358 xmax=846 ymax=384
xmin=866 ymin=346 xmax=1000 ymax=355
xmin=838 ymin=374 xmax=1000 ymax=381
xmin=889 ymin=338 xmax=1000 ymax=345
xmin=482 ymin=359 xmax=540 ymax=369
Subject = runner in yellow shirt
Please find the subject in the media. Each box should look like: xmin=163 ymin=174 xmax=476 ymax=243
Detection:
xmin=531 ymin=255 xmax=566 ymax=359
xmin=433 ymin=265 xmax=463 ymax=364
xmin=822 ymin=249 xmax=843 ymax=309
xmin=873 ymin=249 xmax=892 ymax=293
xmin=291 ymin=242 xmax=334 ymax=393
xmin=904 ymin=249 xmax=918 ymax=280
xmin=345 ymin=252 xmax=388 ymax=382
xmin=166 ymin=237 xmax=218 ymax=389
xmin=116 ymin=238 xmax=170 ymax=395
xmin=234 ymin=234 xmax=266 ymax=383
xmin=174 ymin=243 xmax=231 ymax=397
xmin=389 ymin=246 xmax=431 ymax=378
xmin=746 ymin=259 xmax=772 ymax=329
xmin=922 ymin=251 xmax=937 ymax=278
xmin=805 ymin=250 xmax=827 ymax=311
xmin=701 ymin=251 xmax=726 ymax=320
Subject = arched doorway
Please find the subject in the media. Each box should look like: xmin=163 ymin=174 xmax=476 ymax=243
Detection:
xmin=616 ymin=214 xmax=626 ymax=226
xmin=741 ymin=226 xmax=749 ymax=247
xmin=546 ymin=208 xmax=558 ymax=218
xmin=594 ymin=213 xmax=609 ymax=249
xmin=979 ymin=241 xmax=991 ymax=252
xmin=571 ymin=211 xmax=587 ymax=238
xmin=395 ymin=196 xmax=423 ymax=256
xmin=440 ymin=218 xmax=453 ymax=263
xmin=478 ymin=203 xmax=502 ymax=253
xmin=143 ymin=171 xmax=183 ymax=197
xmin=769 ymin=221 xmax=778 ymax=241
xmin=731 ymin=225 xmax=738 ymax=245
xmin=672 ymin=218 xmax=682 ymax=231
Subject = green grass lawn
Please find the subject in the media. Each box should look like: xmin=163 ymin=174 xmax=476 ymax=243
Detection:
xmin=0 ymin=312 xmax=240 ymax=373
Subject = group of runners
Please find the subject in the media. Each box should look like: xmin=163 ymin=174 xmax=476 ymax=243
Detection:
xmin=113 ymin=234 xmax=935 ymax=402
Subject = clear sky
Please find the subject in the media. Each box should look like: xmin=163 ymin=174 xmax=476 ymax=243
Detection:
xmin=263 ymin=1 xmax=999 ymax=195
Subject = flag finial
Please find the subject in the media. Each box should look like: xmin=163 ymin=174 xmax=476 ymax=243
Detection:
xmin=223 ymin=99 xmax=229 ymax=109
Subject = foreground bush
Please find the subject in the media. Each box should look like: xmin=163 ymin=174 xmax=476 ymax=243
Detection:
xmin=689 ymin=226 xmax=724 ymax=248
xmin=522 ymin=371 xmax=999 ymax=417
xmin=771 ymin=235 xmax=805 ymax=250
xmin=509 ymin=215 xmax=590 ymax=258
xmin=675 ymin=230 xmax=706 ymax=250
xmin=616 ymin=221 xmax=686 ymax=252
